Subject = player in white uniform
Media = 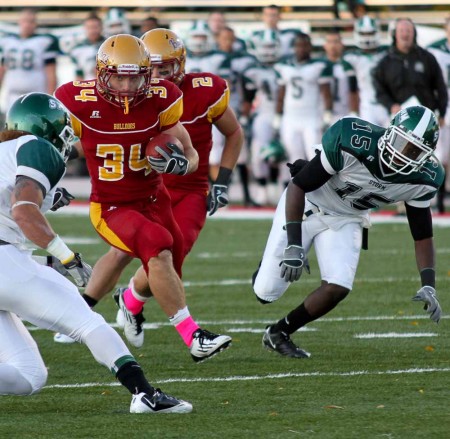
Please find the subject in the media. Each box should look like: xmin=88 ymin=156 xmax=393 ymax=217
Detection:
xmin=344 ymin=16 xmax=390 ymax=126
xmin=185 ymin=20 xmax=231 ymax=179
xmin=0 ymin=93 xmax=192 ymax=413
xmin=243 ymin=32 xmax=284 ymax=205
xmin=0 ymin=9 xmax=59 ymax=114
xmin=69 ymin=14 xmax=105 ymax=81
xmin=216 ymin=26 xmax=259 ymax=206
xmin=323 ymin=30 xmax=358 ymax=122
xmin=253 ymin=106 xmax=443 ymax=358
xmin=249 ymin=5 xmax=302 ymax=58
xmin=427 ymin=18 xmax=450 ymax=213
xmin=275 ymin=33 xmax=333 ymax=173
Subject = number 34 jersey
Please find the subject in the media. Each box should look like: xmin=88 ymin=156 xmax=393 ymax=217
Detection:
xmin=55 ymin=78 xmax=183 ymax=204
xmin=308 ymin=117 xmax=444 ymax=220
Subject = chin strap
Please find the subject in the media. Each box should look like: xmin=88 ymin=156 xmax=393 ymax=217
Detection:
xmin=124 ymin=96 xmax=129 ymax=115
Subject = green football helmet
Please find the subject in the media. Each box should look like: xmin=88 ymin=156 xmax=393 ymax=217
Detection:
xmin=5 ymin=93 xmax=75 ymax=162
xmin=378 ymin=105 xmax=439 ymax=175
xmin=260 ymin=138 xmax=287 ymax=164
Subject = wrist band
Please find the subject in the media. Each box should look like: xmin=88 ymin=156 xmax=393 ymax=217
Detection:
xmin=46 ymin=235 xmax=74 ymax=264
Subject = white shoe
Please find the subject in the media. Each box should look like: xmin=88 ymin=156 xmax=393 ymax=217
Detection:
xmin=130 ymin=390 xmax=193 ymax=414
xmin=190 ymin=329 xmax=232 ymax=363
xmin=53 ymin=332 xmax=76 ymax=344
xmin=116 ymin=309 xmax=125 ymax=328
xmin=113 ymin=288 xmax=145 ymax=348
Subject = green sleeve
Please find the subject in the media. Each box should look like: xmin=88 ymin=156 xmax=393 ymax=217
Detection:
xmin=321 ymin=119 xmax=344 ymax=172
xmin=16 ymin=137 xmax=66 ymax=191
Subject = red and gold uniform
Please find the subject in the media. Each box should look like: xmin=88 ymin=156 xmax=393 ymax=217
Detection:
xmin=55 ymin=78 xmax=185 ymax=272
xmin=163 ymin=72 xmax=229 ymax=257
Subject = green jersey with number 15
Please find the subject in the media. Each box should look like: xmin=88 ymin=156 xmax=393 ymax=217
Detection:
xmin=307 ymin=117 xmax=444 ymax=217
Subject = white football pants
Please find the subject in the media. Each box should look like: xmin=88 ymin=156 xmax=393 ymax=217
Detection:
xmin=253 ymin=189 xmax=363 ymax=303
xmin=0 ymin=245 xmax=131 ymax=395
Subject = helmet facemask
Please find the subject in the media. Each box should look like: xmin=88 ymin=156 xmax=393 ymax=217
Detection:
xmin=97 ymin=64 xmax=151 ymax=113
xmin=378 ymin=106 xmax=438 ymax=175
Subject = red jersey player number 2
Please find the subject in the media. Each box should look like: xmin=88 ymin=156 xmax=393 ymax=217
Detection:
xmin=145 ymin=133 xmax=188 ymax=175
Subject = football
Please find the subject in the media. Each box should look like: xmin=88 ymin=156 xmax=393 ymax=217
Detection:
xmin=145 ymin=133 xmax=184 ymax=159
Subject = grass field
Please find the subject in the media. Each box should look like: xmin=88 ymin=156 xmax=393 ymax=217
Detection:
xmin=1 ymin=212 xmax=449 ymax=439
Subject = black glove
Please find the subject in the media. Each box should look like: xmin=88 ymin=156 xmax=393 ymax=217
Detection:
xmin=148 ymin=144 xmax=189 ymax=175
xmin=207 ymin=184 xmax=229 ymax=216
xmin=51 ymin=187 xmax=75 ymax=211
xmin=287 ymin=159 xmax=309 ymax=177
xmin=280 ymin=245 xmax=310 ymax=282
xmin=62 ymin=253 xmax=92 ymax=287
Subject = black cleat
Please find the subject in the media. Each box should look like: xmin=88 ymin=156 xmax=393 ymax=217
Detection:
xmin=262 ymin=325 xmax=310 ymax=358
xmin=130 ymin=389 xmax=193 ymax=413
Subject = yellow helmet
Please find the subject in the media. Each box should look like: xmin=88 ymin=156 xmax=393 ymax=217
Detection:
xmin=141 ymin=28 xmax=186 ymax=85
xmin=96 ymin=34 xmax=151 ymax=112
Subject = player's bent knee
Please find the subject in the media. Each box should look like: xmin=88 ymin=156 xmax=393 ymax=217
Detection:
xmin=28 ymin=365 xmax=48 ymax=395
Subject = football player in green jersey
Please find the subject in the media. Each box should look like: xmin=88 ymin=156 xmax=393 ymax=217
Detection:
xmin=253 ymin=106 xmax=444 ymax=358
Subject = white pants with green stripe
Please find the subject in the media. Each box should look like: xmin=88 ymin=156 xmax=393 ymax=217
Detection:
xmin=0 ymin=245 xmax=130 ymax=394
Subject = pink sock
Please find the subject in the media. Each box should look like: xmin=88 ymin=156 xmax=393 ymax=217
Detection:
xmin=175 ymin=317 xmax=200 ymax=346
xmin=123 ymin=288 xmax=145 ymax=315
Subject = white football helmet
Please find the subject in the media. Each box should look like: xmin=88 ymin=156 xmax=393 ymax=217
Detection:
xmin=186 ymin=20 xmax=213 ymax=55
xmin=354 ymin=15 xmax=380 ymax=50
xmin=104 ymin=8 xmax=131 ymax=37
xmin=248 ymin=30 xmax=281 ymax=65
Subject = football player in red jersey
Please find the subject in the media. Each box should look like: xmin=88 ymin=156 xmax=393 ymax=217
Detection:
xmin=55 ymin=34 xmax=232 ymax=362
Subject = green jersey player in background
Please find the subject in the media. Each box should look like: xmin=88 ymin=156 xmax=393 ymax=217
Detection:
xmin=252 ymin=106 xmax=444 ymax=358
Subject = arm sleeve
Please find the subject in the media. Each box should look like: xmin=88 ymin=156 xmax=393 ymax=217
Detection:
xmin=405 ymin=203 xmax=433 ymax=241
xmin=291 ymin=153 xmax=332 ymax=193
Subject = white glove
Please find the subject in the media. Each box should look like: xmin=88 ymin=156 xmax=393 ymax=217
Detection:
xmin=412 ymin=286 xmax=442 ymax=323
xmin=62 ymin=253 xmax=92 ymax=287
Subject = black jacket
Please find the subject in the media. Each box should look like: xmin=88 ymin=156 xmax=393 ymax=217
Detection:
xmin=373 ymin=45 xmax=448 ymax=117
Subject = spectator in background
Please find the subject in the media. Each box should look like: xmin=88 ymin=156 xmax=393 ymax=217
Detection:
xmin=67 ymin=13 xmax=105 ymax=177
xmin=249 ymin=4 xmax=302 ymax=58
xmin=70 ymin=14 xmax=105 ymax=81
xmin=343 ymin=16 xmax=390 ymax=126
xmin=373 ymin=18 xmax=447 ymax=120
xmin=104 ymin=8 xmax=131 ymax=37
xmin=208 ymin=10 xmax=246 ymax=52
xmin=373 ymin=18 xmax=448 ymax=214
xmin=185 ymin=20 xmax=231 ymax=181
xmin=322 ymin=30 xmax=358 ymax=123
xmin=0 ymin=8 xmax=59 ymax=114
xmin=427 ymin=17 xmax=450 ymax=213
xmin=140 ymin=16 xmax=160 ymax=34
xmin=216 ymin=26 xmax=259 ymax=207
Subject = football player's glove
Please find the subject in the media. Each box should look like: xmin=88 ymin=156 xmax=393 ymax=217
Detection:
xmin=207 ymin=184 xmax=229 ymax=216
xmin=51 ymin=187 xmax=75 ymax=211
xmin=148 ymin=144 xmax=189 ymax=175
xmin=62 ymin=253 xmax=93 ymax=287
xmin=31 ymin=255 xmax=70 ymax=278
xmin=412 ymin=286 xmax=442 ymax=323
xmin=280 ymin=245 xmax=310 ymax=282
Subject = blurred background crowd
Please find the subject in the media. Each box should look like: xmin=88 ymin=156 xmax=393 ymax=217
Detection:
xmin=0 ymin=1 xmax=449 ymax=212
